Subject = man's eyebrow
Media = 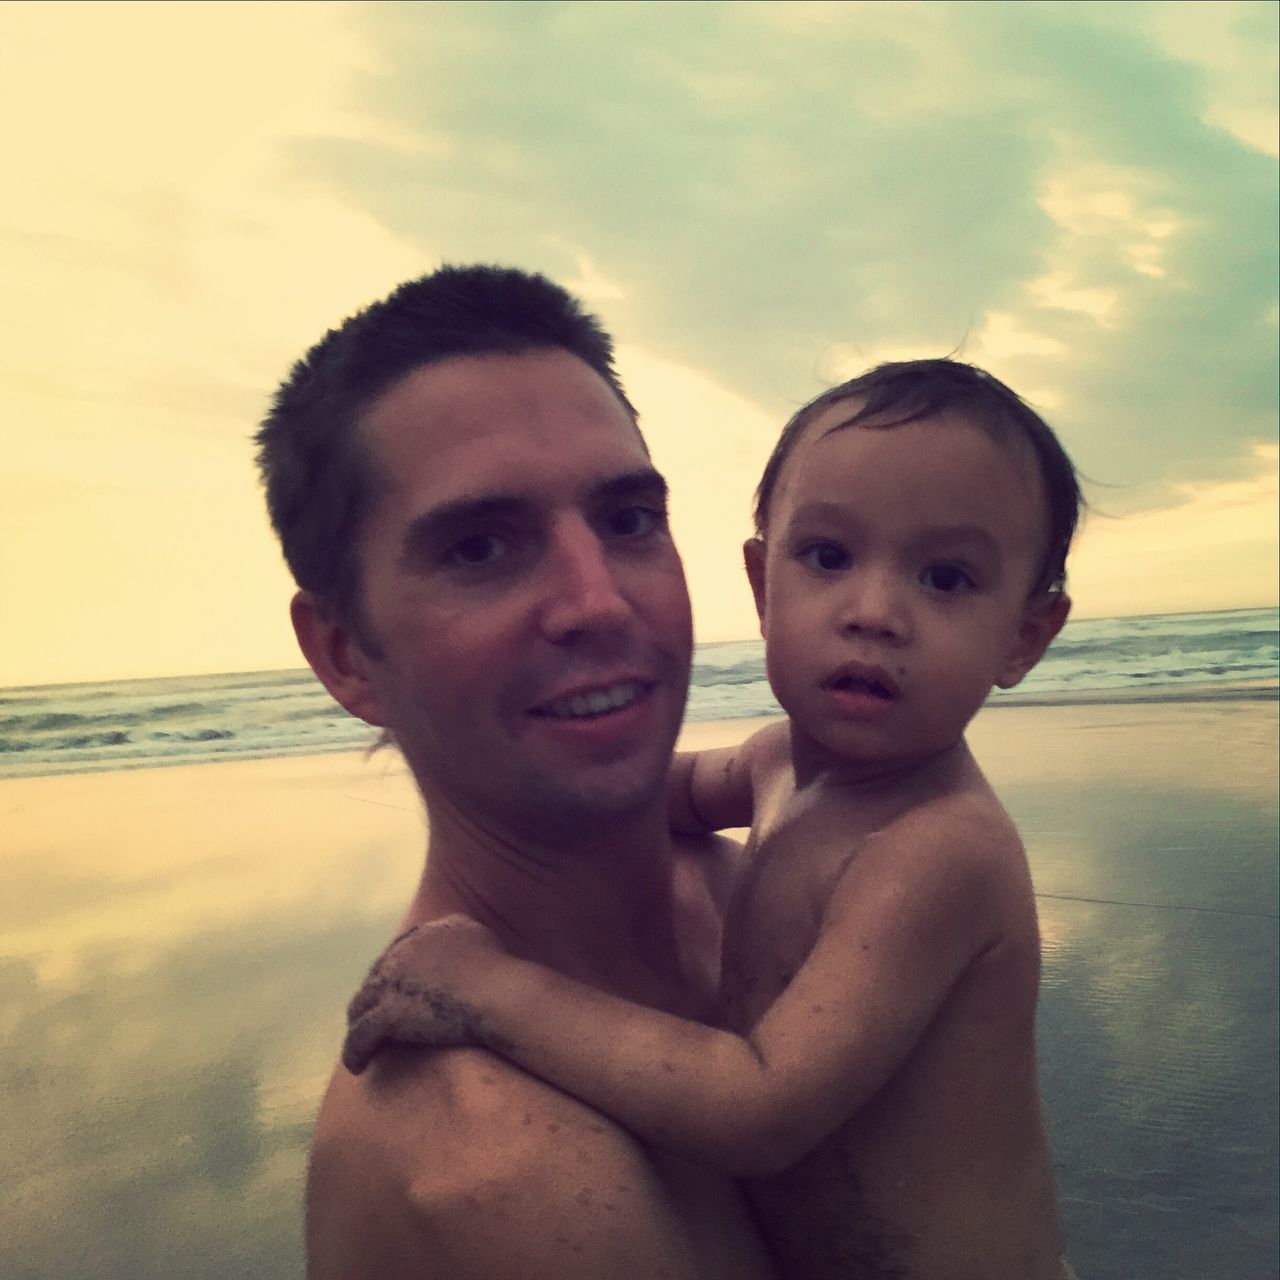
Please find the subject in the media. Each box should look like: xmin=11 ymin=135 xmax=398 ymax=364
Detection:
xmin=592 ymin=467 xmax=669 ymax=505
xmin=399 ymin=494 xmax=529 ymax=563
xmin=398 ymin=469 xmax=669 ymax=563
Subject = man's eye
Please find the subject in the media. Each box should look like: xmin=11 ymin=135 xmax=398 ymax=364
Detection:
xmin=448 ymin=533 xmax=506 ymax=566
xmin=799 ymin=542 xmax=851 ymax=572
xmin=921 ymin=563 xmax=972 ymax=593
xmin=607 ymin=505 xmax=663 ymax=538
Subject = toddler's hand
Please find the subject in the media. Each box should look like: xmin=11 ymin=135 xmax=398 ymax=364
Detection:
xmin=342 ymin=914 xmax=499 ymax=1074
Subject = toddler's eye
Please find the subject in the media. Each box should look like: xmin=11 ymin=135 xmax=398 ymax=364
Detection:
xmin=800 ymin=542 xmax=851 ymax=572
xmin=921 ymin=563 xmax=972 ymax=593
xmin=449 ymin=533 xmax=507 ymax=566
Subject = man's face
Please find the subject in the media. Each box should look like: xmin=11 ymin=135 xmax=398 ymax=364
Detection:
xmin=348 ymin=349 xmax=693 ymax=835
xmin=749 ymin=404 xmax=1062 ymax=769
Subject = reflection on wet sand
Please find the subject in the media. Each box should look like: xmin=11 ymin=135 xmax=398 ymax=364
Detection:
xmin=0 ymin=700 xmax=1275 ymax=1279
xmin=971 ymin=700 xmax=1278 ymax=1280
xmin=0 ymin=754 xmax=424 ymax=1280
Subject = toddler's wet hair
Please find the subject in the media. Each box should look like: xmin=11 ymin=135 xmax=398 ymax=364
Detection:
xmin=753 ymin=359 xmax=1081 ymax=595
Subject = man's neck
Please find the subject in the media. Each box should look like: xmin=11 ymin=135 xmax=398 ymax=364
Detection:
xmin=402 ymin=797 xmax=696 ymax=1014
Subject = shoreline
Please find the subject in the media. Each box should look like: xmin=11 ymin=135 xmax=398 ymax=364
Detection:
xmin=985 ymin=678 xmax=1277 ymax=708
xmin=1 ymin=678 xmax=1276 ymax=783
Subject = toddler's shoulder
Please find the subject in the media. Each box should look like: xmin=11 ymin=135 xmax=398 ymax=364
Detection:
xmin=900 ymin=764 xmax=1022 ymax=854
xmin=862 ymin=784 xmax=1029 ymax=914
xmin=934 ymin=785 xmax=1021 ymax=850
xmin=742 ymin=718 xmax=793 ymax=777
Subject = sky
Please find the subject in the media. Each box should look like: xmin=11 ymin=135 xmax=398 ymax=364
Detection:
xmin=3 ymin=0 xmax=1277 ymax=687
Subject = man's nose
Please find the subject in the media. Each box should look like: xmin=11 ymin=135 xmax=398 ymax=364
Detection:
xmin=839 ymin=569 xmax=909 ymax=644
xmin=537 ymin=517 xmax=632 ymax=642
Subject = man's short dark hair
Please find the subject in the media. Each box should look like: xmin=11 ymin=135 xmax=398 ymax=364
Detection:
xmin=753 ymin=359 xmax=1082 ymax=595
xmin=256 ymin=264 xmax=636 ymax=640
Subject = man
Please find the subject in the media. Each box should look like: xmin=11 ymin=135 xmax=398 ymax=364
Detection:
xmin=256 ymin=265 xmax=776 ymax=1278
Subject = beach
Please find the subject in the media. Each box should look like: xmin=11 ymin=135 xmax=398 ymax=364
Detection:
xmin=1 ymin=695 xmax=1276 ymax=1279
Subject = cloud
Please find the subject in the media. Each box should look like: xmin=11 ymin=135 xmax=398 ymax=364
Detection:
xmin=0 ymin=2 xmax=432 ymax=682
xmin=0 ymin=2 xmax=423 ymax=436
xmin=1068 ymin=442 xmax=1278 ymax=618
xmin=1136 ymin=0 xmax=1279 ymax=156
xmin=296 ymin=1 xmax=1276 ymax=514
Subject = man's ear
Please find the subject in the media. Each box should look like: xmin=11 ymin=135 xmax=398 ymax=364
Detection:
xmin=290 ymin=590 xmax=389 ymax=727
xmin=743 ymin=538 xmax=767 ymax=629
xmin=996 ymin=592 xmax=1071 ymax=690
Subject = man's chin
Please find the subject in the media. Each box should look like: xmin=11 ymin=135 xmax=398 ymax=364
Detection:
xmin=520 ymin=756 xmax=672 ymax=829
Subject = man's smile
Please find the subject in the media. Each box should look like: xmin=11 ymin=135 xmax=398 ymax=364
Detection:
xmin=531 ymin=679 xmax=651 ymax=720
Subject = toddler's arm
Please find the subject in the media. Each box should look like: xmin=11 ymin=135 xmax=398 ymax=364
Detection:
xmin=666 ymin=724 xmax=777 ymax=834
xmin=344 ymin=815 xmax=1009 ymax=1177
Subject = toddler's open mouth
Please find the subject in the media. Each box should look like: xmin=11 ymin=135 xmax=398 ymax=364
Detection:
xmin=825 ymin=665 xmax=900 ymax=701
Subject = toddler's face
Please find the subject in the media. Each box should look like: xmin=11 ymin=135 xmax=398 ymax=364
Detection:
xmin=749 ymin=403 xmax=1064 ymax=768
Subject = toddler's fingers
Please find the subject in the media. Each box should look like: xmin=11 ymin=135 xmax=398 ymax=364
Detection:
xmin=342 ymin=1014 xmax=384 ymax=1075
xmin=346 ymin=978 xmax=386 ymax=1026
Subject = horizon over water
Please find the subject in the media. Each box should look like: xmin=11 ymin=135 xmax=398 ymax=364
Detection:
xmin=1 ymin=605 xmax=1275 ymax=779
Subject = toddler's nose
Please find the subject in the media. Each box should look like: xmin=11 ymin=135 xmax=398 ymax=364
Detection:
xmin=839 ymin=572 xmax=909 ymax=644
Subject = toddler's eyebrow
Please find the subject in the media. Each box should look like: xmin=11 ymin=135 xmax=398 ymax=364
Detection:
xmin=915 ymin=524 xmax=1002 ymax=552
xmin=786 ymin=504 xmax=1004 ymax=556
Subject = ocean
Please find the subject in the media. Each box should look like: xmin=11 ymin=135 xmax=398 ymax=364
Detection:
xmin=2 ymin=605 xmax=1276 ymax=779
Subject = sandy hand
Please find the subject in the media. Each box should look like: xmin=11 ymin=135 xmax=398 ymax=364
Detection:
xmin=342 ymin=914 xmax=501 ymax=1074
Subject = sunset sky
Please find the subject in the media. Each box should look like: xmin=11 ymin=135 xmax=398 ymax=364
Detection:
xmin=4 ymin=0 xmax=1276 ymax=687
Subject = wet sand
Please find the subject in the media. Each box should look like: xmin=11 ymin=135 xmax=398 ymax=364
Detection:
xmin=1 ymin=695 xmax=1275 ymax=1279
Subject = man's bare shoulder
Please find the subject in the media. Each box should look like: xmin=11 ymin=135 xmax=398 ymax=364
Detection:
xmin=306 ymin=1045 xmax=722 ymax=1280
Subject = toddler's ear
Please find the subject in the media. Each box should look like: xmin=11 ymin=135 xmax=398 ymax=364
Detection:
xmin=996 ymin=592 xmax=1070 ymax=690
xmin=743 ymin=538 xmax=767 ymax=626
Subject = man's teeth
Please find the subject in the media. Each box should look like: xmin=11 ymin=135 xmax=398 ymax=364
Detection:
xmin=543 ymin=683 xmax=642 ymax=719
